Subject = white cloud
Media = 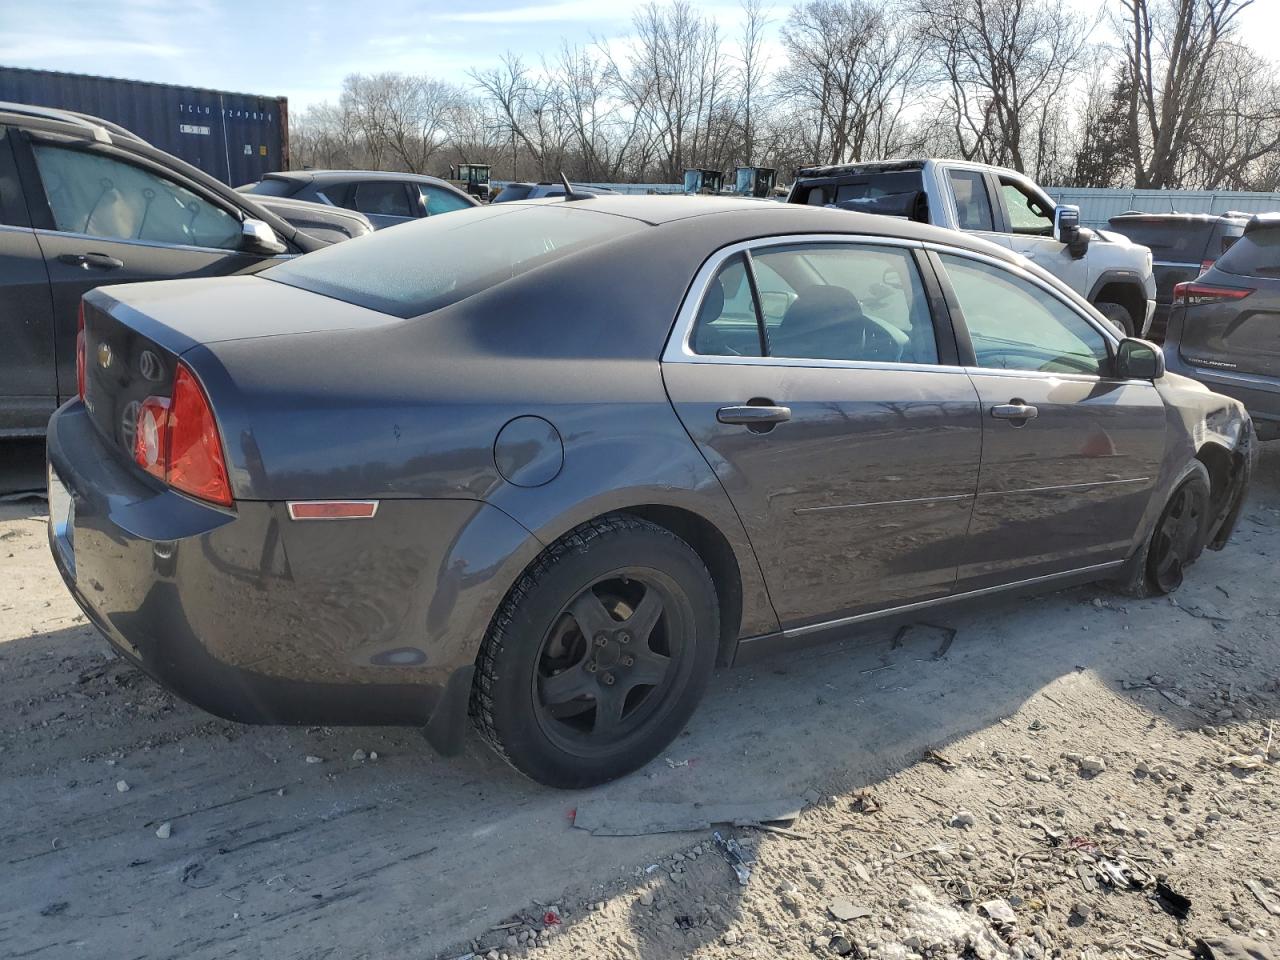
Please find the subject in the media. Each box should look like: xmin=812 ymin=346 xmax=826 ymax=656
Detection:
xmin=439 ymin=0 xmax=642 ymax=24
xmin=0 ymin=33 xmax=185 ymax=63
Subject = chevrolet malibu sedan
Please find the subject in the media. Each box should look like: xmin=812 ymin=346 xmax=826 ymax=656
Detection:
xmin=46 ymin=197 xmax=1254 ymax=788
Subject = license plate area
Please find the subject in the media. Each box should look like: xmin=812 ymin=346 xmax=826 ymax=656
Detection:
xmin=47 ymin=464 xmax=76 ymax=577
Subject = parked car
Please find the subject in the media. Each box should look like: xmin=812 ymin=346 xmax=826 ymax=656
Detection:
xmin=239 ymin=170 xmax=479 ymax=229
xmin=47 ymin=197 xmax=1254 ymax=788
xmin=1163 ymin=213 xmax=1280 ymax=441
xmin=0 ymin=101 xmax=341 ymax=438
xmin=491 ymin=181 xmax=616 ymax=203
xmin=788 ymin=159 xmax=1157 ymax=337
xmin=1106 ymin=211 xmax=1249 ymax=341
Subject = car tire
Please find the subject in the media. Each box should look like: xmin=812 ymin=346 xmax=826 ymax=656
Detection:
xmin=1096 ymin=300 xmax=1137 ymax=337
xmin=470 ymin=514 xmax=719 ymax=788
xmin=1115 ymin=461 xmax=1212 ymax=598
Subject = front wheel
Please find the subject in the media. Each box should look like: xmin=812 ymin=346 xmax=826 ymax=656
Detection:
xmin=1116 ymin=463 xmax=1211 ymax=597
xmin=470 ymin=515 xmax=719 ymax=788
xmin=1096 ymin=300 xmax=1137 ymax=337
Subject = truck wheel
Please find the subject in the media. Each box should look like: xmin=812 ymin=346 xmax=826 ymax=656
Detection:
xmin=470 ymin=514 xmax=719 ymax=788
xmin=1096 ymin=301 xmax=1136 ymax=337
xmin=1115 ymin=462 xmax=1211 ymax=597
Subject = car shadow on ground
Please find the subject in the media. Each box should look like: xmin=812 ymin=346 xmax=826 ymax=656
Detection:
xmin=0 ymin=446 xmax=1276 ymax=959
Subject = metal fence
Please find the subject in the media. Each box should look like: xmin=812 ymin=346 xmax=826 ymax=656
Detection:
xmin=1043 ymin=187 xmax=1280 ymax=228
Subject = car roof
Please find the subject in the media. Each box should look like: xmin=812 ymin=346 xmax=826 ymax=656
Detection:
xmin=516 ymin=195 xmax=1025 ymax=255
xmin=1109 ymin=211 xmax=1250 ymax=225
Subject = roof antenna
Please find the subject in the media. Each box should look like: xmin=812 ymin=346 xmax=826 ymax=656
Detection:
xmin=559 ymin=172 xmax=591 ymax=201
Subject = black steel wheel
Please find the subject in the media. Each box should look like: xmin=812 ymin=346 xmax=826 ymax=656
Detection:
xmin=471 ymin=515 xmax=718 ymax=788
xmin=1116 ymin=462 xmax=1211 ymax=597
xmin=1146 ymin=478 xmax=1206 ymax=593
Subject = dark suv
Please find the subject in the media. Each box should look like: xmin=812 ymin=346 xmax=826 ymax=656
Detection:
xmin=239 ymin=170 xmax=479 ymax=229
xmin=1107 ymin=212 xmax=1249 ymax=341
xmin=1163 ymin=214 xmax=1280 ymax=440
xmin=0 ymin=102 xmax=337 ymax=438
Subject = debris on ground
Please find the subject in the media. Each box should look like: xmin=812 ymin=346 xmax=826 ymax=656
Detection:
xmin=154 ymin=822 xmax=171 ymax=839
xmin=571 ymin=798 xmax=804 ymax=836
xmin=712 ymin=831 xmax=752 ymax=886
xmin=1157 ymin=880 xmax=1194 ymax=919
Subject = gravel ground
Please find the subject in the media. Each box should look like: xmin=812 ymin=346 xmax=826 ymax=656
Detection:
xmin=0 ymin=444 xmax=1277 ymax=960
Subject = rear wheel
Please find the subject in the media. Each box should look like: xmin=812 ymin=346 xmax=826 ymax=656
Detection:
xmin=1116 ymin=463 xmax=1211 ymax=597
xmin=470 ymin=515 xmax=718 ymax=788
xmin=1096 ymin=300 xmax=1137 ymax=337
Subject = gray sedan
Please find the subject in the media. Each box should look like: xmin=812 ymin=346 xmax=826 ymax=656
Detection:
xmin=46 ymin=197 xmax=1255 ymax=787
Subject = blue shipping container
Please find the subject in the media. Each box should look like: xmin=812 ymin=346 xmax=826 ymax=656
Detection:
xmin=0 ymin=65 xmax=287 ymax=185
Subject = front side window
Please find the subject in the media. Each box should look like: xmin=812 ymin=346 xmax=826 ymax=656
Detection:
xmin=420 ymin=185 xmax=473 ymax=216
xmin=1000 ymin=179 xmax=1054 ymax=236
xmin=948 ymin=169 xmax=995 ymax=232
xmin=940 ymin=254 xmax=1111 ymax=376
xmin=32 ymin=143 xmax=240 ymax=249
xmin=690 ymin=243 xmax=939 ymax=365
xmin=353 ymin=181 xmax=414 ymax=217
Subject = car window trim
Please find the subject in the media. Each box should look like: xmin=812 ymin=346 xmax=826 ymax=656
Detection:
xmin=922 ymin=244 xmax=1148 ymax=385
xmin=32 ymin=226 xmax=287 ymax=259
xmin=663 ymin=232 xmax=967 ymax=375
xmin=941 ymin=165 xmax=997 ymax=234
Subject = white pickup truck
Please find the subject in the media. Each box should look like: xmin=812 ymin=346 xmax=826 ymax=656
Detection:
xmin=788 ymin=159 xmax=1157 ymax=337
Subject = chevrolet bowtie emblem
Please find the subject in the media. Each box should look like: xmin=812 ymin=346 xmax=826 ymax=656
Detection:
xmin=96 ymin=342 xmax=113 ymax=369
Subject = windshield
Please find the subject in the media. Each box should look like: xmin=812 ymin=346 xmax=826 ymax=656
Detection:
xmin=265 ymin=204 xmax=644 ymax=317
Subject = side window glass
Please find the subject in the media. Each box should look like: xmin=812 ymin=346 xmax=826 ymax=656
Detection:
xmin=752 ymin=244 xmax=939 ymax=364
xmin=420 ymin=185 xmax=473 ymax=216
xmin=948 ymin=169 xmax=995 ymax=232
xmin=940 ymin=254 xmax=1110 ymax=376
xmin=1000 ymin=180 xmax=1053 ymax=236
xmin=689 ymin=254 xmax=763 ymax=357
xmin=353 ymin=182 xmax=414 ymax=217
xmin=32 ymin=144 xmax=240 ymax=249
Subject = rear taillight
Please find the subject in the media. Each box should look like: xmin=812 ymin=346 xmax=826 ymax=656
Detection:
xmin=1172 ymin=281 xmax=1254 ymax=307
xmin=132 ymin=363 xmax=232 ymax=507
xmin=76 ymin=302 xmax=86 ymax=401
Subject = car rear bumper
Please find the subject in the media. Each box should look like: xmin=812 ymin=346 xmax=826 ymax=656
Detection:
xmin=46 ymin=401 xmax=540 ymax=748
xmin=1163 ymin=352 xmax=1280 ymax=440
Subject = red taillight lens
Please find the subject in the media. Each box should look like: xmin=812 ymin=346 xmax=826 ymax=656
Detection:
xmin=76 ymin=302 xmax=86 ymax=401
xmin=1172 ymin=281 xmax=1254 ymax=307
xmin=133 ymin=396 xmax=171 ymax=480
xmin=132 ymin=363 xmax=232 ymax=507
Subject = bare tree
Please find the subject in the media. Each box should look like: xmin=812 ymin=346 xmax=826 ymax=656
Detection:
xmin=914 ymin=0 xmax=1091 ymax=179
xmin=736 ymin=0 xmax=772 ymax=163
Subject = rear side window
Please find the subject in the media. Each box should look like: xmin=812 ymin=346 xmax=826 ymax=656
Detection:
xmin=242 ymin=178 xmax=299 ymax=198
xmin=947 ymin=170 xmax=994 ymax=232
xmin=690 ymin=244 xmax=939 ymax=365
xmin=353 ymin=181 xmax=414 ymax=217
xmin=32 ymin=143 xmax=241 ymax=249
xmin=265 ymin=204 xmax=644 ymax=318
xmin=1216 ymin=229 xmax=1280 ymax=278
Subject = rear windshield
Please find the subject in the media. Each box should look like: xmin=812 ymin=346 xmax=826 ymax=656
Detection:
xmin=242 ymin=178 xmax=299 ymax=198
xmin=264 ymin=204 xmax=644 ymax=317
xmin=794 ymin=170 xmax=923 ymax=208
xmin=494 ymin=184 xmax=533 ymax=202
xmin=1107 ymin=219 xmax=1214 ymax=260
xmin=1216 ymin=228 xmax=1280 ymax=278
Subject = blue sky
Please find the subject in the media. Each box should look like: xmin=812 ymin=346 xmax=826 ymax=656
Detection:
xmin=1 ymin=0 xmax=1277 ymax=113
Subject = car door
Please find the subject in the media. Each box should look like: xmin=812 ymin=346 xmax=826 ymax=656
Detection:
xmin=662 ymin=237 xmax=984 ymax=631
xmin=991 ymin=173 xmax=1088 ymax=294
xmin=350 ymin=180 xmax=416 ymax=229
xmin=14 ymin=133 xmax=289 ymax=404
xmin=0 ymin=124 xmax=57 ymax=434
xmin=930 ymin=249 xmax=1166 ymax=589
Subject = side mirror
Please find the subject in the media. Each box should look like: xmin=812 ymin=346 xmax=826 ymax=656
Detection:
xmin=1115 ymin=337 xmax=1165 ymax=381
xmin=240 ymin=218 xmax=287 ymax=256
xmin=1054 ymin=204 xmax=1089 ymax=258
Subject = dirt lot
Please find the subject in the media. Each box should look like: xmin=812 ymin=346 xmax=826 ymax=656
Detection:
xmin=1 ymin=444 xmax=1278 ymax=960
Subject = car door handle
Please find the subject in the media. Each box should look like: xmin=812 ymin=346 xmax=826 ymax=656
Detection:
xmin=59 ymin=252 xmax=124 ymax=270
xmin=991 ymin=402 xmax=1039 ymax=421
xmin=717 ymin=404 xmax=792 ymax=426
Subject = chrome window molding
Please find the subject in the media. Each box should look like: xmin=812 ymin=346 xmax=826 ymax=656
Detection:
xmin=662 ymin=232 xmax=938 ymax=370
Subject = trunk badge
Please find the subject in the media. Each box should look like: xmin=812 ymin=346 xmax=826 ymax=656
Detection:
xmin=96 ymin=343 xmax=113 ymax=369
xmin=139 ymin=350 xmax=162 ymax=381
